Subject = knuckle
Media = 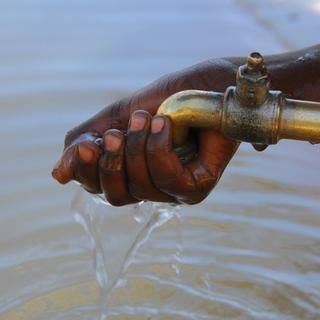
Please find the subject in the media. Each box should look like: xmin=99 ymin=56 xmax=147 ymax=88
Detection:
xmin=107 ymin=99 xmax=129 ymax=129
xmin=107 ymin=101 xmax=123 ymax=125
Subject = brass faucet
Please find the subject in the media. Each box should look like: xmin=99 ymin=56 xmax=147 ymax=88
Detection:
xmin=157 ymin=52 xmax=320 ymax=149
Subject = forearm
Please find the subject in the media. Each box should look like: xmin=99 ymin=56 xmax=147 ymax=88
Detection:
xmin=134 ymin=44 xmax=320 ymax=103
xmin=224 ymin=44 xmax=320 ymax=101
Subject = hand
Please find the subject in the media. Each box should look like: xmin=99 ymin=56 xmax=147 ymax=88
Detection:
xmin=52 ymin=45 xmax=320 ymax=205
xmin=52 ymin=58 xmax=240 ymax=205
xmin=97 ymin=111 xmax=239 ymax=205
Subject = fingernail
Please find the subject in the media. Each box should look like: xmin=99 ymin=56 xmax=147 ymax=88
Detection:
xmin=130 ymin=113 xmax=147 ymax=132
xmin=104 ymin=133 xmax=122 ymax=152
xmin=151 ymin=117 xmax=164 ymax=134
xmin=78 ymin=144 xmax=94 ymax=162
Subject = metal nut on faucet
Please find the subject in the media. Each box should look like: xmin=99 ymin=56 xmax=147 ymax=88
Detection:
xmin=157 ymin=52 xmax=320 ymax=150
xmin=235 ymin=52 xmax=270 ymax=107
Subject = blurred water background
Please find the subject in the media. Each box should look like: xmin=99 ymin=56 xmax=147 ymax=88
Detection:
xmin=0 ymin=0 xmax=320 ymax=319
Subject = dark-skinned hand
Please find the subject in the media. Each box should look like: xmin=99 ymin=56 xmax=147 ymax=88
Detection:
xmin=52 ymin=45 xmax=320 ymax=206
xmin=52 ymin=58 xmax=240 ymax=206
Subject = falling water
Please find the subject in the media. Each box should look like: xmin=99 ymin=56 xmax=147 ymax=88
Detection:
xmin=1 ymin=0 xmax=320 ymax=318
xmin=71 ymin=187 xmax=182 ymax=319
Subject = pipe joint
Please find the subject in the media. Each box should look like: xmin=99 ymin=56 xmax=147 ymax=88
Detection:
xmin=157 ymin=52 xmax=320 ymax=148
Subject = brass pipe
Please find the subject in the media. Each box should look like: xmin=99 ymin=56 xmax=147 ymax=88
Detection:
xmin=279 ymin=99 xmax=320 ymax=142
xmin=157 ymin=90 xmax=224 ymax=146
xmin=157 ymin=52 xmax=320 ymax=147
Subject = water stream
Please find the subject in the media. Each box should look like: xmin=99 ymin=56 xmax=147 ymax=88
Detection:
xmin=72 ymin=188 xmax=183 ymax=320
xmin=1 ymin=0 xmax=320 ymax=319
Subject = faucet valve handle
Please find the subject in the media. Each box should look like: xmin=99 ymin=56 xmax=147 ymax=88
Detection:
xmin=235 ymin=52 xmax=270 ymax=107
xmin=157 ymin=51 xmax=320 ymax=161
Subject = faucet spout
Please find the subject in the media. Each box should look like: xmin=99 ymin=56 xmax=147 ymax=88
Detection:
xmin=157 ymin=90 xmax=224 ymax=146
xmin=157 ymin=52 xmax=320 ymax=148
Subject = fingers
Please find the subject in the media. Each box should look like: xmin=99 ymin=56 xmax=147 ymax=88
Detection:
xmin=125 ymin=111 xmax=175 ymax=202
xmin=52 ymin=133 xmax=101 ymax=193
xmin=99 ymin=129 xmax=138 ymax=206
xmin=146 ymin=116 xmax=197 ymax=203
xmin=146 ymin=116 xmax=240 ymax=204
xmin=196 ymin=128 xmax=240 ymax=198
xmin=73 ymin=141 xmax=101 ymax=193
xmin=53 ymin=113 xmax=239 ymax=206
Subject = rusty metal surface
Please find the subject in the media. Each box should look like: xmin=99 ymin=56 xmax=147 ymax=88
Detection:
xmin=158 ymin=52 xmax=320 ymax=146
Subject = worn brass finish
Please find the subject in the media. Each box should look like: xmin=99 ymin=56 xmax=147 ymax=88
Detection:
xmin=157 ymin=90 xmax=224 ymax=146
xmin=280 ymin=99 xmax=320 ymax=142
xmin=157 ymin=52 xmax=320 ymax=147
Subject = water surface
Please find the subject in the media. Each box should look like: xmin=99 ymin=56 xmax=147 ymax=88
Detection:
xmin=0 ymin=0 xmax=319 ymax=319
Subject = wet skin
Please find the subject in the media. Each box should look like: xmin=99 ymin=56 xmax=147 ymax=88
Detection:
xmin=52 ymin=45 xmax=320 ymax=206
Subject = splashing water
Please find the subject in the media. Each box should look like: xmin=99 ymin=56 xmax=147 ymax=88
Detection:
xmin=69 ymin=178 xmax=320 ymax=320
xmin=71 ymin=187 xmax=182 ymax=319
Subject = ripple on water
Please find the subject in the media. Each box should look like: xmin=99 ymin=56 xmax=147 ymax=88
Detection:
xmin=1 ymin=0 xmax=320 ymax=318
